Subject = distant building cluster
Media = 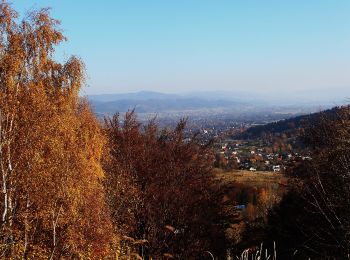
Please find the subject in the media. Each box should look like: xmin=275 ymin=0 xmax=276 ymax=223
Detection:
xmin=214 ymin=139 xmax=312 ymax=172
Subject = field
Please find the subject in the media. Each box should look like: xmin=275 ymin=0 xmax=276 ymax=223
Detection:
xmin=214 ymin=168 xmax=289 ymax=208
xmin=214 ymin=169 xmax=289 ymax=187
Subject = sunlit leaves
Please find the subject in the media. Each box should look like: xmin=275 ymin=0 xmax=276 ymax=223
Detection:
xmin=0 ymin=2 xmax=113 ymax=258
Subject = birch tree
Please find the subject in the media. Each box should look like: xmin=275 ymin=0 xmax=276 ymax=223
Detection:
xmin=0 ymin=2 xmax=114 ymax=258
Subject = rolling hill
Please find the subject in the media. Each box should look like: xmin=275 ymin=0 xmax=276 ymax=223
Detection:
xmin=237 ymin=105 xmax=350 ymax=139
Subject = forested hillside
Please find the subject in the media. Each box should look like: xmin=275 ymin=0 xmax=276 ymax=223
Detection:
xmin=237 ymin=106 xmax=349 ymax=140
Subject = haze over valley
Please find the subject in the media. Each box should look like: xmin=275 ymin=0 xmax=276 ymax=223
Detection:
xmin=88 ymin=90 xmax=347 ymax=124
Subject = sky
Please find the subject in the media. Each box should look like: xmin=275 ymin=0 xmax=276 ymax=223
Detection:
xmin=13 ymin=1 xmax=350 ymax=100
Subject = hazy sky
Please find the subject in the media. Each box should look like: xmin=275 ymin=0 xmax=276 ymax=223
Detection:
xmin=13 ymin=1 xmax=350 ymax=98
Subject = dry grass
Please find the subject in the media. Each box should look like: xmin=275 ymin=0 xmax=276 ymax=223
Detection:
xmin=214 ymin=169 xmax=288 ymax=188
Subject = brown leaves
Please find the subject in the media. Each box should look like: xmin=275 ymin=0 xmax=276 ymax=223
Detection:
xmin=104 ymin=111 xmax=221 ymax=258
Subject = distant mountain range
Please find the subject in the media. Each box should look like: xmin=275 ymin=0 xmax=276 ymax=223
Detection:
xmin=88 ymin=91 xmax=180 ymax=102
xmin=87 ymin=91 xmax=322 ymax=119
xmin=88 ymin=91 xmax=256 ymax=117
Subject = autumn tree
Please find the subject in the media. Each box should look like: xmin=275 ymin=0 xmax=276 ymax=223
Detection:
xmin=0 ymin=2 xmax=113 ymax=258
xmin=103 ymin=111 xmax=226 ymax=259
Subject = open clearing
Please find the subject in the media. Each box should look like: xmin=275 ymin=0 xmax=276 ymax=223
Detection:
xmin=214 ymin=169 xmax=289 ymax=188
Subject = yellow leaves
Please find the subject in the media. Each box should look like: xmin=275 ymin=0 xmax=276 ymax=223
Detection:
xmin=0 ymin=1 xmax=113 ymax=258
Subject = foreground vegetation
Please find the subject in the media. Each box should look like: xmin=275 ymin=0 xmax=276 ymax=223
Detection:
xmin=0 ymin=2 xmax=350 ymax=259
xmin=0 ymin=4 xmax=224 ymax=258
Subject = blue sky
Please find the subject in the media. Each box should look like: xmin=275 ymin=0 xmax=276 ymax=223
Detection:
xmin=13 ymin=1 xmax=350 ymax=99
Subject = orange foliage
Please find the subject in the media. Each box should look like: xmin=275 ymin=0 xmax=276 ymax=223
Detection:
xmin=0 ymin=2 xmax=114 ymax=258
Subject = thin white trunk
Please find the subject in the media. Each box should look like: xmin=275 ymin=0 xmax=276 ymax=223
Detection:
xmin=2 ymin=173 xmax=7 ymax=223
xmin=1 ymin=108 xmax=16 ymax=251
xmin=50 ymin=204 xmax=62 ymax=260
